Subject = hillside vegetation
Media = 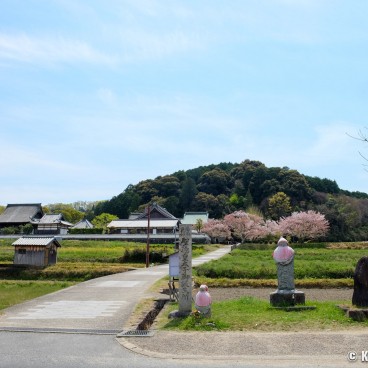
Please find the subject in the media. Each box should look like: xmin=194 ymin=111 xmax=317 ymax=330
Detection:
xmin=94 ymin=160 xmax=368 ymax=241
xmin=3 ymin=159 xmax=366 ymax=242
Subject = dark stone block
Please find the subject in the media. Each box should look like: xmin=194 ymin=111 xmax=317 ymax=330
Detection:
xmin=352 ymin=256 xmax=368 ymax=307
xmin=270 ymin=290 xmax=305 ymax=307
xmin=348 ymin=309 xmax=367 ymax=322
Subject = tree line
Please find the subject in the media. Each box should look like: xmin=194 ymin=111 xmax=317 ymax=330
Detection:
xmin=92 ymin=159 xmax=368 ymax=242
xmin=2 ymin=159 xmax=364 ymax=241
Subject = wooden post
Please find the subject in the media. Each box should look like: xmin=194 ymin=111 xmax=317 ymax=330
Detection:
xmin=146 ymin=205 xmax=150 ymax=268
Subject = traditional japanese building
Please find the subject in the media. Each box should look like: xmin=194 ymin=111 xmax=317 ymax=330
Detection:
xmin=33 ymin=213 xmax=73 ymax=235
xmin=108 ymin=203 xmax=180 ymax=236
xmin=71 ymin=219 xmax=94 ymax=229
xmin=181 ymin=211 xmax=209 ymax=229
xmin=0 ymin=203 xmax=44 ymax=230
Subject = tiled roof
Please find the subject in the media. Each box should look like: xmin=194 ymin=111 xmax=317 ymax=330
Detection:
xmin=0 ymin=203 xmax=43 ymax=223
xmin=136 ymin=203 xmax=177 ymax=220
xmin=108 ymin=219 xmax=179 ymax=228
xmin=72 ymin=219 xmax=94 ymax=229
xmin=36 ymin=214 xmax=73 ymax=227
xmin=38 ymin=214 xmax=63 ymax=223
xmin=181 ymin=212 xmax=209 ymax=225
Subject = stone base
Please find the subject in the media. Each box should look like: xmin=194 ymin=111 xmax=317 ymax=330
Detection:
xmin=337 ymin=305 xmax=368 ymax=322
xmin=271 ymin=305 xmax=316 ymax=311
xmin=168 ymin=310 xmax=191 ymax=319
xmin=270 ymin=290 xmax=305 ymax=307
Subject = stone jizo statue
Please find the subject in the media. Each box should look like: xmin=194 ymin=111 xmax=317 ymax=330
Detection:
xmin=194 ymin=284 xmax=212 ymax=317
xmin=273 ymin=237 xmax=295 ymax=293
xmin=270 ymin=237 xmax=305 ymax=307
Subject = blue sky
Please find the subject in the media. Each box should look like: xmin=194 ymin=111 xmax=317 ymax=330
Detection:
xmin=1 ymin=0 xmax=368 ymax=205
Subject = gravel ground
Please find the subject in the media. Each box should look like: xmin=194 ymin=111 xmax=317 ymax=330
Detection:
xmin=206 ymin=287 xmax=352 ymax=302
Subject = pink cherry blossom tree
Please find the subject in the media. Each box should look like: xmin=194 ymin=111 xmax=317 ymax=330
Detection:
xmin=257 ymin=219 xmax=281 ymax=242
xmin=223 ymin=210 xmax=266 ymax=243
xmin=202 ymin=219 xmax=231 ymax=243
xmin=279 ymin=210 xmax=330 ymax=242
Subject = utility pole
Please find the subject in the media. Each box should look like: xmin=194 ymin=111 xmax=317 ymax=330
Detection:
xmin=145 ymin=205 xmax=150 ymax=268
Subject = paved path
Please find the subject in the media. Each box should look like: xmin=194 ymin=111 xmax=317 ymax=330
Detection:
xmin=0 ymin=245 xmax=232 ymax=333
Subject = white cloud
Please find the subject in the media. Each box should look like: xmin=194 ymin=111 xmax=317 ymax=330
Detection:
xmin=305 ymin=123 xmax=361 ymax=165
xmin=0 ymin=33 xmax=116 ymax=66
xmin=117 ymin=29 xmax=206 ymax=62
xmin=97 ymin=88 xmax=118 ymax=106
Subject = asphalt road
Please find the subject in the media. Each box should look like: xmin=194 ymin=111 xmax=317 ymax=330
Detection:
xmin=1 ymin=331 xmax=356 ymax=368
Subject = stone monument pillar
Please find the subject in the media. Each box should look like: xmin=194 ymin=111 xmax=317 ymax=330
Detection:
xmin=270 ymin=237 xmax=305 ymax=307
xmin=178 ymin=224 xmax=192 ymax=316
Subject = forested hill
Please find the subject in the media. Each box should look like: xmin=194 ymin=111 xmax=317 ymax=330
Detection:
xmin=95 ymin=159 xmax=368 ymax=241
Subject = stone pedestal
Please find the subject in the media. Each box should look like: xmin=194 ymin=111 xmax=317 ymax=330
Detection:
xmin=270 ymin=290 xmax=305 ymax=307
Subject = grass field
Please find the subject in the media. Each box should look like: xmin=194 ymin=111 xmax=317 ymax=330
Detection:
xmin=194 ymin=243 xmax=367 ymax=282
xmin=0 ymin=238 xmax=216 ymax=309
xmin=0 ymin=280 xmax=75 ymax=310
xmin=159 ymin=296 xmax=365 ymax=332
xmin=1 ymin=238 xmax=367 ymax=331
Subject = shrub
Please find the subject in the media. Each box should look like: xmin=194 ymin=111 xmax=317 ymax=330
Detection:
xmin=1 ymin=227 xmax=17 ymax=235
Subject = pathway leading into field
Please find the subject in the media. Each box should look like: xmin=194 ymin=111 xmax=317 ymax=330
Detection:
xmin=0 ymin=246 xmax=231 ymax=333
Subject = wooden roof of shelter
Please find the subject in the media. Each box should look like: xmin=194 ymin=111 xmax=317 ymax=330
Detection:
xmin=0 ymin=203 xmax=43 ymax=224
xmin=12 ymin=237 xmax=62 ymax=248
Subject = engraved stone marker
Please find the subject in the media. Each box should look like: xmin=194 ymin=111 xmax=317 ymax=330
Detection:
xmin=178 ymin=224 xmax=192 ymax=316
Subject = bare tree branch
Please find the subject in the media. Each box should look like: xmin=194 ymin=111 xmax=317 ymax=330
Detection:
xmin=347 ymin=128 xmax=368 ymax=166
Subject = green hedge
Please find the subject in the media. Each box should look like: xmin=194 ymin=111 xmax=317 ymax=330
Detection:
xmin=68 ymin=228 xmax=105 ymax=234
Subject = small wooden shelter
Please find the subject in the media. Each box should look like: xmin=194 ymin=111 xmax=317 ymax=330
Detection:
xmin=12 ymin=237 xmax=61 ymax=267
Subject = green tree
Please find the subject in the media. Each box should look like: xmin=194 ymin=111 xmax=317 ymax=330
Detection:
xmin=94 ymin=185 xmax=141 ymax=219
xmin=91 ymin=213 xmax=118 ymax=232
xmin=163 ymin=196 xmax=180 ymax=217
xmin=46 ymin=203 xmax=84 ymax=223
xmin=278 ymin=169 xmax=313 ymax=204
xmin=193 ymin=192 xmax=222 ymax=218
xmin=267 ymin=192 xmax=292 ymax=220
xmin=195 ymin=218 xmax=204 ymax=233
xmin=229 ymin=193 xmax=244 ymax=210
xmin=135 ymin=179 xmax=159 ymax=203
xmin=179 ymin=177 xmax=197 ymax=211
xmin=154 ymin=175 xmax=181 ymax=197
xmin=197 ymin=168 xmax=231 ymax=196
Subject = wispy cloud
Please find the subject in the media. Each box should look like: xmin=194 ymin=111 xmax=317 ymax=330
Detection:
xmin=0 ymin=33 xmax=116 ymax=66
